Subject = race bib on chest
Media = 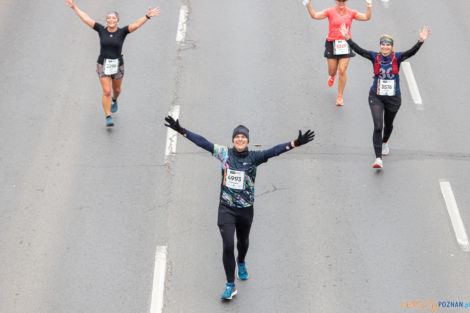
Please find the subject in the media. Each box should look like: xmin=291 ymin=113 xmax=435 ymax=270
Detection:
xmin=378 ymin=79 xmax=396 ymax=96
xmin=104 ymin=58 xmax=119 ymax=75
xmin=333 ymin=40 xmax=350 ymax=55
xmin=225 ymin=169 xmax=245 ymax=190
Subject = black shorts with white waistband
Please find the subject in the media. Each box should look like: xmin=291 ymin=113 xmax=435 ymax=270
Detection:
xmin=324 ymin=39 xmax=356 ymax=59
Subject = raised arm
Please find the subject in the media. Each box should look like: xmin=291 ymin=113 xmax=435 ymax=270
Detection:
xmin=347 ymin=39 xmax=374 ymax=60
xmin=164 ymin=116 xmax=214 ymax=153
xmin=354 ymin=0 xmax=372 ymax=21
xmin=400 ymin=26 xmax=429 ymax=61
xmin=184 ymin=130 xmax=214 ymax=153
xmin=65 ymin=0 xmax=95 ymax=28
xmin=304 ymin=1 xmax=327 ymax=20
xmin=339 ymin=24 xmax=373 ymax=60
xmin=262 ymin=129 xmax=315 ymax=161
xmin=128 ymin=7 xmax=160 ymax=33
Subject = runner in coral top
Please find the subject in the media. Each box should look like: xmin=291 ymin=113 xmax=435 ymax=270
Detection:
xmin=304 ymin=0 xmax=372 ymax=106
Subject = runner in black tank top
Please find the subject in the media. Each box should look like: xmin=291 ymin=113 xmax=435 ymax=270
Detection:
xmin=66 ymin=0 xmax=160 ymax=127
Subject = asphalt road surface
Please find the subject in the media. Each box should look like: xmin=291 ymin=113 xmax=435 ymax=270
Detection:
xmin=1 ymin=0 xmax=469 ymax=313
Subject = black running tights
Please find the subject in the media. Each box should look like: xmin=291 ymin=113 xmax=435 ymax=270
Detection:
xmin=369 ymin=94 xmax=400 ymax=158
xmin=218 ymin=218 xmax=253 ymax=283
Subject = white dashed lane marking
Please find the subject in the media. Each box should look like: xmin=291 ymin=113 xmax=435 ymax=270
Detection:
xmin=439 ymin=180 xmax=470 ymax=252
xmin=380 ymin=0 xmax=390 ymax=8
xmin=176 ymin=5 xmax=189 ymax=42
xmin=164 ymin=105 xmax=181 ymax=163
xmin=150 ymin=246 xmax=168 ymax=313
xmin=401 ymin=61 xmax=423 ymax=110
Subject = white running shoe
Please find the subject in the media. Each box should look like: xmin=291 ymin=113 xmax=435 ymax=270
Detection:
xmin=373 ymin=158 xmax=383 ymax=169
xmin=382 ymin=142 xmax=389 ymax=156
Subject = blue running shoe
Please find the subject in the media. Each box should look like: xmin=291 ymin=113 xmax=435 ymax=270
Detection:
xmin=221 ymin=283 xmax=237 ymax=300
xmin=237 ymin=262 xmax=249 ymax=280
xmin=106 ymin=116 xmax=114 ymax=127
xmin=111 ymin=99 xmax=118 ymax=113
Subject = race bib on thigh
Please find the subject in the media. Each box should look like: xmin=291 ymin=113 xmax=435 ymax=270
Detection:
xmin=104 ymin=58 xmax=119 ymax=75
xmin=333 ymin=40 xmax=350 ymax=55
xmin=378 ymin=79 xmax=396 ymax=96
xmin=225 ymin=169 xmax=245 ymax=190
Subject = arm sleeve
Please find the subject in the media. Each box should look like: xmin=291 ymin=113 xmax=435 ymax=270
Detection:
xmin=184 ymin=129 xmax=214 ymax=153
xmin=399 ymin=41 xmax=423 ymax=62
xmin=347 ymin=39 xmax=374 ymax=61
xmin=255 ymin=142 xmax=293 ymax=165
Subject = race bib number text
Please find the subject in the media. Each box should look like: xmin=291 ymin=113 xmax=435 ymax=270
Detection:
xmin=104 ymin=58 xmax=119 ymax=75
xmin=333 ymin=40 xmax=350 ymax=55
xmin=225 ymin=169 xmax=245 ymax=190
xmin=378 ymin=79 xmax=396 ymax=96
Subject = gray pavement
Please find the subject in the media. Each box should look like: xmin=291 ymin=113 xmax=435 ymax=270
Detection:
xmin=0 ymin=0 xmax=179 ymax=312
xmin=1 ymin=0 xmax=470 ymax=313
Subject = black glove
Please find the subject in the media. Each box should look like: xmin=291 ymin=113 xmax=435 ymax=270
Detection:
xmin=294 ymin=129 xmax=315 ymax=147
xmin=164 ymin=115 xmax=185 ymax=135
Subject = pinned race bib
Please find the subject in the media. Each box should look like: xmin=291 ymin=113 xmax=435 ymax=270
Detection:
xmin=103 ymin=58 xmax=119 ymax=75
xmin=333 ymin=40 xmax=350 ymax=55
xmin=378 ymin=79 xmax=396 ymax=96
xmin=225 ymin=169 xmax=245 ymax=190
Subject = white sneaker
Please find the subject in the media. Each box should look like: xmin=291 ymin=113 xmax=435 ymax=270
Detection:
xmin=373 ymin=158 xmax=383 ymax=168
xmin=382 ymin=143 xmax=389 ymax=156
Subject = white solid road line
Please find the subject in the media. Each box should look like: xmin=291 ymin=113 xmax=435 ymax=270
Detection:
xmin=150 ymin=246 xmax=168 ymax=313
xmin=176 ymin=5 xmax=189 ymax=42
xmin=439 ymin=180 xmax=470 ymax=252
xmin=164 ymin=105 xmax=181 ymax=163
xmin=401 ymin=61 xmax=423 ymax=110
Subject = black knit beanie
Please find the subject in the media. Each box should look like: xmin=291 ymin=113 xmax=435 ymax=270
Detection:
xmin=232 ymin=125 xmax=249 ymax=142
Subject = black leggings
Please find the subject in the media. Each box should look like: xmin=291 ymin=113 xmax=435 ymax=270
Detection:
xmin=218 ymin=204 xmax=254 ymax=283
xmin=368 ymin=92 xmax=401 ymax=158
